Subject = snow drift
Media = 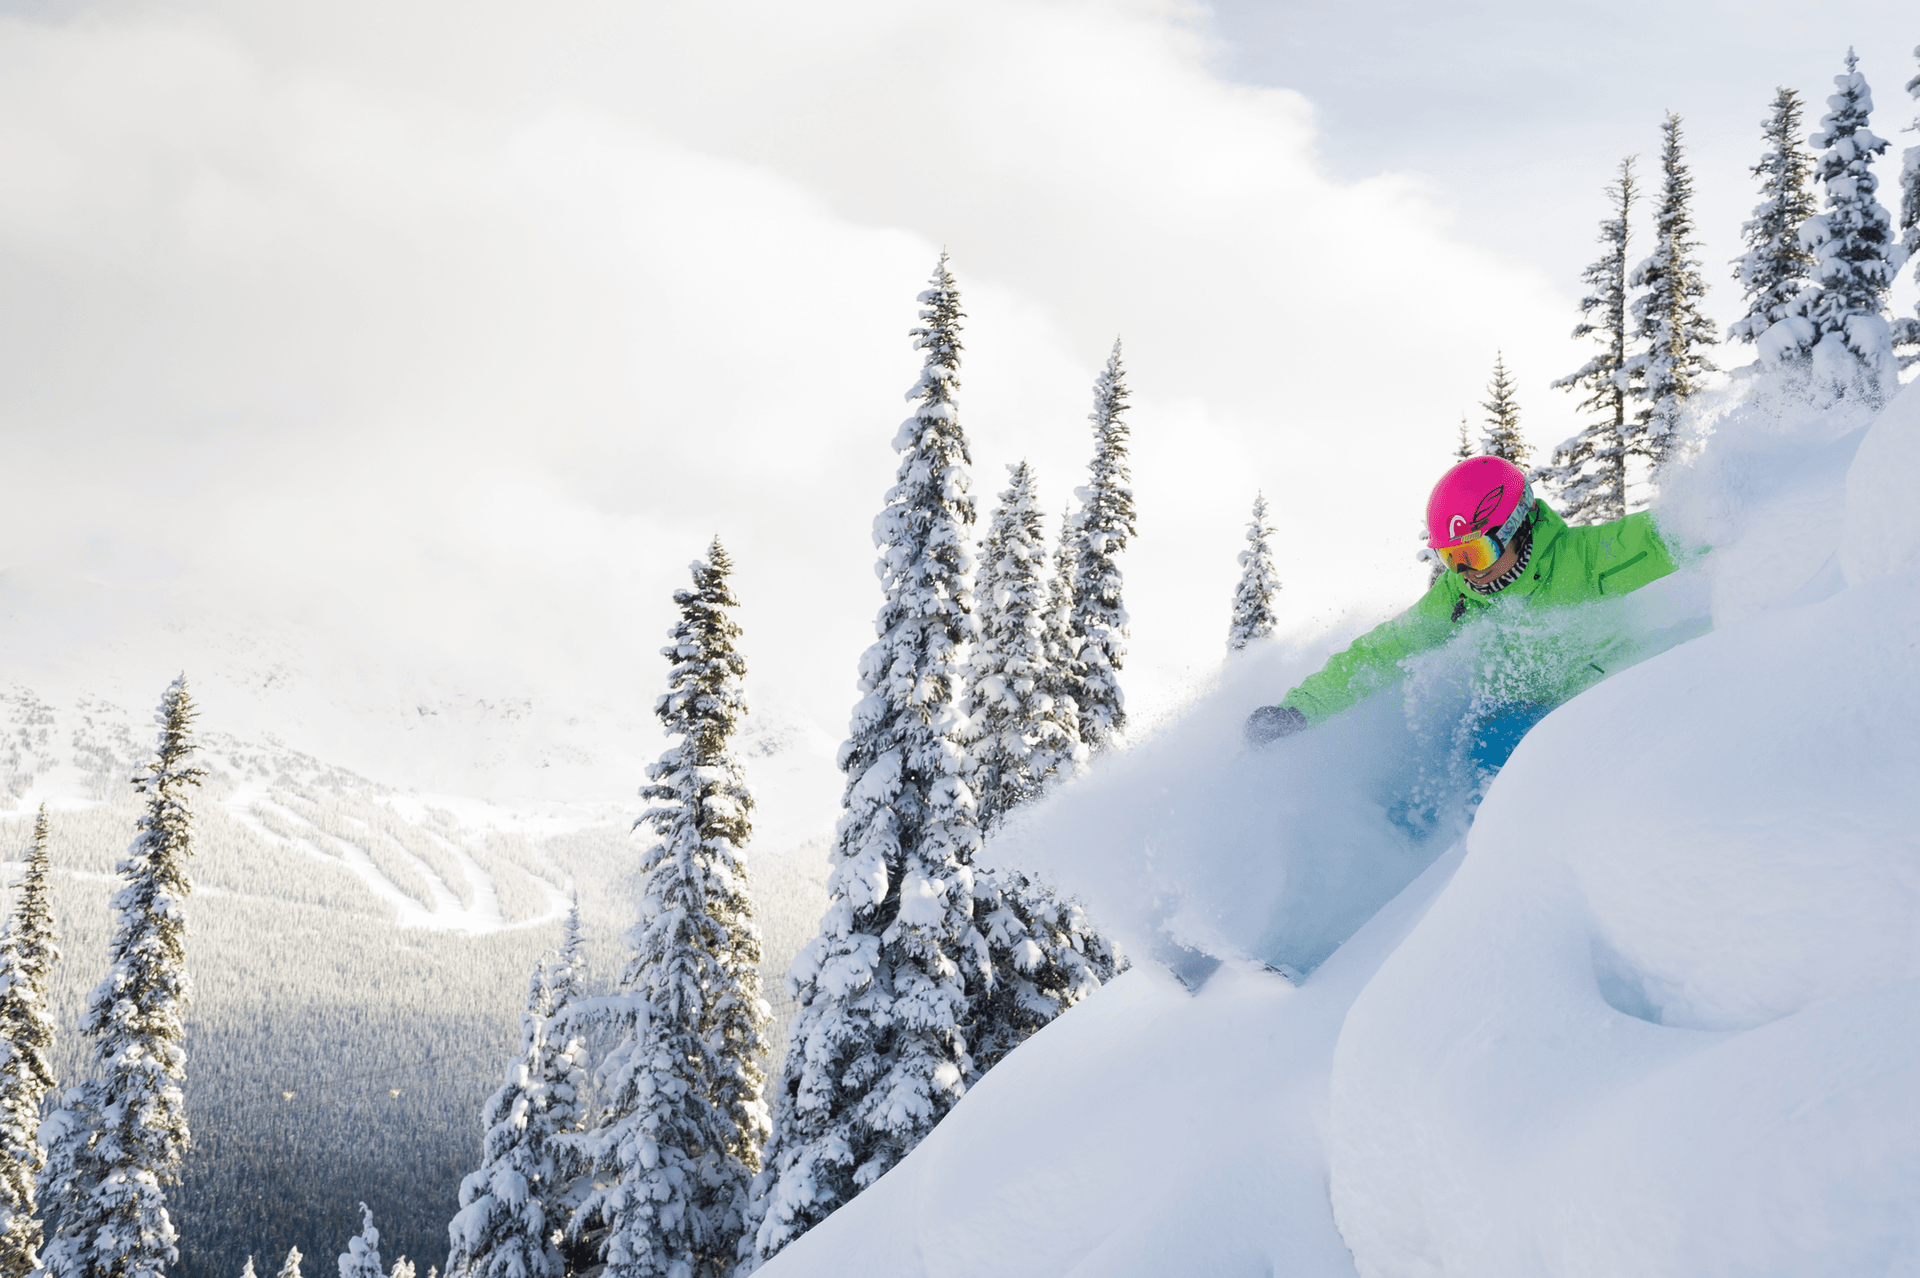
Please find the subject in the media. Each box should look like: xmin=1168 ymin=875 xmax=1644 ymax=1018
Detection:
xmin=760 ymin=374 xmax=1920 ymax=1276
xmin=1329 ymin=567 xmax=1920 ymax=1278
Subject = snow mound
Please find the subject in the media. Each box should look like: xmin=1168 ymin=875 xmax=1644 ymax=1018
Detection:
xmin=1557 ymin=574 xmax=1920 ymax=1032
xmin=1844 ymin=376 xmax=1920 ymax=584
xmin=1329 ymin=570 xmax=1920 ymax=1275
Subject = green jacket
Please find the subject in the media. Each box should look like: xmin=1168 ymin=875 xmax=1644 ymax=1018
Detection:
xmin=1279 ymin=503 xmax=1680 ymax=725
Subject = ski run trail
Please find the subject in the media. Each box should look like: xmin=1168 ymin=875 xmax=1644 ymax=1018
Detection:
xmin=760 ymin=377 xmax=1920 ymax=1275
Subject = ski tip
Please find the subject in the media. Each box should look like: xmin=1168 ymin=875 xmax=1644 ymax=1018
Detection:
xmin=1162 ymin=951 xmax=1305 ymax=994
xmin=1162 ymin=948 xmax=1225 ymax=994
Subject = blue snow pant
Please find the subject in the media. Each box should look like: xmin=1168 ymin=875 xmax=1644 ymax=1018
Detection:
xmin=1467 ymin=702 xmax=1556 ymax=774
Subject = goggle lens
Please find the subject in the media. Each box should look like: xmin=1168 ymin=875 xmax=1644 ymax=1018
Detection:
xmin=1438 ymin=535 xmax=1501 ymax=573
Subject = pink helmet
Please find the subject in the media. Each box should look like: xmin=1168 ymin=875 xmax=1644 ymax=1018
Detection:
xmin=1426 ymin=456 xmax=1532 ymax=549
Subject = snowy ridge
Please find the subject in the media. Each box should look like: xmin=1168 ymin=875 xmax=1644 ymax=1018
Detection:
xmin=0 ymin=585 xmax=665 ymax=808
xmin=231 ymin=788 xmax=570 ymax=934
xmin=0 ymin=667 xmax=842 ymax=939
xmin=2 ymin=686 xmax=569 ymax=934
xmin=759 ymin=375 xmax=1920 ymax=1277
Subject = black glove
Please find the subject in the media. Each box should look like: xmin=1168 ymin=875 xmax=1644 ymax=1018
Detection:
xmin=1245 ymin=704 xmax=1308 ymax=745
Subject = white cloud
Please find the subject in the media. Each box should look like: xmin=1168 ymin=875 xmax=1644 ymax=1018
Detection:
xmin=0 ymin=0 xmax=1580 ymax=786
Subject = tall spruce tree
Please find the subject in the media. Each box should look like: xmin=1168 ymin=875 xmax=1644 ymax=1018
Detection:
xmin=1729 ymin=90 xmax=1817 ymax=347
xmin=1478 ymin=352 xmax=1529 ymax=465
xmin=0 ymin=806 xmax=59 ymax=1278
xmin=1043 ymin=509 xmax=1084 ymax=753
xmin=1626 ymin=112 xmax=1717 ymax=469
xmin=338 ymin=1206 xmax=381 ymax=1278
xmin=1227 ymin=494 xmax=1280 ymax=651
xmin=1546 ymin=156 xmax=1638 ymax=524
xmin=1892 ymin=44 xmax=1920 ymax=368
xmin=576 ymin=540 xmax=768 ymax=1278
xmin=448 ymin=909 xmax=587 ymax=1278
xmin=547 ymin=897 xmax=585 ymax=1045
xmin=1905 ymin=45 xmax=1920 ymax=236
xmin=967 ymin=461 xmax=1083 ymax=829
xmin=1068 ymin=339 xmax=1135 ymax=752
xmin=1796 ymin=50 xmax=1907 ymax=399
xmin=745 ymin=258 xmax=986 ymax=1270
xmin=962 ymin=467 xmax=1115 ymax=1084
xmin=651 ymin=542 xmax=768 ymax=1214
xmin=39 ymin=678 xmax=203 ymax=1278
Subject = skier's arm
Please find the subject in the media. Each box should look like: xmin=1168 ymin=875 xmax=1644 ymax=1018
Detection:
xmin=1592 ymin=509 xmax=1681 ymax=595
xmin=1277 ymin=577 xmax=1460 ymax=727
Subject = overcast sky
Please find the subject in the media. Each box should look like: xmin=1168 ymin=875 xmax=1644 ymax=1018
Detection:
xmin=0 ymin=0 xmax=1915 ymax=789
xmin=1206 ymin=1 xmax=1918 ymax=290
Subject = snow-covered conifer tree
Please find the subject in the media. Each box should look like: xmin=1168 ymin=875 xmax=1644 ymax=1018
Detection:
xmin=966 ymin=462 xmax=1117 ymax=1068
xmin=1478 ymin=353 xmax=1529 ymax=465
xmin=0 ymin=807 xmax=59 ymax=1278
xmin=39 ymin=678 xmax=203 ymax=1278
xmin=1626 ymin=112 xmax=1717 ymax=468
xmin=1795 ymin=51 xmax=1908 ymax=399
xmin=1892 ymin=45 xmax=1920 ymax=368
xmin=277 ymin=1248 xmax=303 ymax=1278
xmin=745 ymin=257 xmax=986 ymax=1270
xmin=1227 ymin=494 xmax=1280 ymax=651
xmin=1068 ymin=339 xmax=1135 ymax=752
xmin=448 ymin=908 xmax=588 ymax=1278
xmin=387 ymin=1259 xmax=412 ymax=1278
xmin=1454 ymin=416 xmax=1474 ymax=461
xmin=967 ymin=461 xmax=1082 ymax=829
xmin=338 ymin=1205 xmax=382 ymax=1278
xmin=1546 ymin=156 xmax=1638 ymax=524
xmin=961 ymin=467 xmax=1115 ymax=1085
xmin=241 ymin=1258 xmax=256 ymax=1278
xmin=1730 ymin=90 xmax=1817 ymax=347
xmin=573 ymin=540 xmax=768 ymax=1278
xmin=547 ymin=894 xmax=585 ymax=1031
xmin=1043 ymin=509 xmax=1084 ymax=750
xmin=965 ymin=872 xmax=1116 ymax=1078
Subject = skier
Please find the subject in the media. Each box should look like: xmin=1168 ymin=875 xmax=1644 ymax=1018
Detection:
xmin=1245 ymin=455 xmax=1680 ymax=751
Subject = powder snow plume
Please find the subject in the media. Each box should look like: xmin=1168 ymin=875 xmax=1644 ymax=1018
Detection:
xmin=983 ymin=564 xmax=1710 ymax=977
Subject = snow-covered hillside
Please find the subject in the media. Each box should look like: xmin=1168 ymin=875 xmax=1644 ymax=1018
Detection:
xmin=0 ymin=629 xmax=841 ymax=1275
xmin=758 ymin=377 xmax=1920 ymax=1277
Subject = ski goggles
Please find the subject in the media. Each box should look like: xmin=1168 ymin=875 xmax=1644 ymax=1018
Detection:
xmin=1437 ymin=533 xmax=1506 ymax=573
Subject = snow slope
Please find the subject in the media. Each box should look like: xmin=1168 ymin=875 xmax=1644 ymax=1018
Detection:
xmin=1329 ymin=569 xmax=1920 ymax=1277
xmin=764 ymin=845 xmax=1466 ymax=1278
xmin=1328 ymin=382 xmax=1920 ymax=1276
xmin=760 ymin=375 xmax=1920 ymax=1276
